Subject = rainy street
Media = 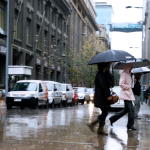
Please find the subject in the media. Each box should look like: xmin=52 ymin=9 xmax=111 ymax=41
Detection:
xmin=0 ymin=102 xmax=150 ymax=150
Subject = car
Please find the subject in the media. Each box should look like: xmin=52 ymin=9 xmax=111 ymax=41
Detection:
xmin=45 ymin=81 xmax=62 ymax=108
xmin=111 ymin=86 xmax=124 ymax=108
xmin=6 ymin=80 xmax=48 ymax=109
xmin=61 ymin=84 xmax=74 ymax=106
xmin=87 ymin=88 xmax=95 ymax=102
xmin=73 ymin=87 xmax=90 ymax=104
xmin=73 ymin=89 xmax=78 ymax=105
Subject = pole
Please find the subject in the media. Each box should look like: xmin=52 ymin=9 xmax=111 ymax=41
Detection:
xmin=5 ymin=0 xmax=10 ymax=105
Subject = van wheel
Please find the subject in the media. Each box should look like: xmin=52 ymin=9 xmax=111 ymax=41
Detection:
xmin=70 ymin=99 xmax=73 ymax=107
xmin=51 ymin=101 xmax=54 ymax=108
xmin=33 ymin=99 xmax=38 ymax=109
xmin=59 ymin=100 xmax=62 ymax=108
xmin=7 ymin=104 xmax=12 ymax=109
xmin=44 ymin=100 xmax=49 ymax=109
xmin=64 ymin=100 xmax=68 ymax=107
xmin=81 ymin=98 xmax=85 ymax=105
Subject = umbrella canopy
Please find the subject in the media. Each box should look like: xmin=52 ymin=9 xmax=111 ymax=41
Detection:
xmin=88 ymin=50 xmax=135 ymax=65
xmin=114 ymin=58 xmax=150 ymax=69
xmin=132 ymin=67 xmax=150 ymax=74
xmin=0 ymin=27 xmax=7 ymax=39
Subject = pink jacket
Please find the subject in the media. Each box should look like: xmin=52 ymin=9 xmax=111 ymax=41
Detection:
xmin=119 ymin=63 xmax=135 ymax=101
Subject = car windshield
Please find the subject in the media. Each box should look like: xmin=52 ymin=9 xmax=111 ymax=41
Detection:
xmin=87 ymin=89 xmax=94 ymax=94
xmin=13 ymin=82 xmax=37 ymax=91
xmin=61 ymin=85 xmax=66 ymax=91
xmin=75 ymin=88 xmax=84 ymax=93
xmin=46 ymin=83 xmax=53 ymax=91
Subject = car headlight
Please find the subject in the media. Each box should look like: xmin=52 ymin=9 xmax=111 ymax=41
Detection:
xmin=90 ymin=94 xmax=94 ymax=97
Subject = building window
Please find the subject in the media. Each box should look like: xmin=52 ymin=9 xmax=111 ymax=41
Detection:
xmin=64 ymin=22 xmax=66 ymax=33
xmin=52 ymin=11 xmax=55 ymax=24
xmin=37 ymin=0 xmax=41 ymax=13
xmin=14 ymin=9 xmax=22 ymax=39
xmin=27 ymin=18 xmax=32 ymax=45
xmin=36 ymin=25 xmax=41 ymax=49
xmin=58 ymin=17 xmax=62 ymax=30
xmin=44 ymin=30 xmax=48 ymax=47
xmin=45 ymin=3 xmax=48 ymax=18
xmin=0 ymin=6 xmax=4 ymax=30
xmin=73 ymin=0 xmax=76 ymax=5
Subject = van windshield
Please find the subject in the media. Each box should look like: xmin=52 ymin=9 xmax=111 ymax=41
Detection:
xmin=76 ymin=88 xmax=84 ymax=93
xmin=46 ymin=83 xmax=53 ymax=91
xmin=87 ymin=89 xmax=94 ymax=94
xmin=61 ymin=85 xmax=66 ymax=91
xmin=13 ymin=82 xmax=37 ymax=91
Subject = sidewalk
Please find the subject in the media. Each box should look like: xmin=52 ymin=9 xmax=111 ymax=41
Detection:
xmin=139 ymin=102 xmax=150 ymax=125
xmin=0 ymin=95 xmax=5 ymax=108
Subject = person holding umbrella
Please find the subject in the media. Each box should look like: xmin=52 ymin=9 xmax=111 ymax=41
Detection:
xmin=132 ymin=73 xmax=142 ymax=119
xmin=109 ymin=63 xmax=137 ymax=130
xmin=87 ymin=62 xmax=113 ymax=135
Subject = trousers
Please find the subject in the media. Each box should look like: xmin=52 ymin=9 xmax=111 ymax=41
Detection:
xmin=134 ymin=95 xmax=140 ymax=118
xmin=109 ymin=100 xmax=134 ymax=127
xmin=98 ymin=108 xmax=109 ymax=121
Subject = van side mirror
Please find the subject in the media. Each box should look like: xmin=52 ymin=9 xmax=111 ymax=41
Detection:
xmin=54 ymin=88 xmax=57 ymax=91
xmin=67 ymin=89 xmax=69 ymax=91
xmin=39 ymin=88 xmax=43 ymax=92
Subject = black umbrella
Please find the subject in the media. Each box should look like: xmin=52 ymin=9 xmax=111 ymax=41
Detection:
xmin=88 ymin=50 xmax=135 ymax=65
xmin=114 ymin=58 xmax=150 ymax=69
xmin=0 ymin=27 xmax=7 ymax=39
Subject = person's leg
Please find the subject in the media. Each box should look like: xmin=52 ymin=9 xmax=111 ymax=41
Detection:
xmin=87 ymin=108 xmax=102 ymax=132
xmin=109 ymin=101 xmax=127 ymax=125
xmin=134 ymin=95 xmax=141 ymax=118
xmin=126 ymin=101 xmax=136 ymax=130
xmin=97 ymin=108 xmax=109 ymax=135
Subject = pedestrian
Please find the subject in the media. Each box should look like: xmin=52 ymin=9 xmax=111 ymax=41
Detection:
xmin=132 ymin=73 xmax=141 ymax=119
xmin=109 ymin=63 xmax=137 ymax=130
xmin=87 ymin=62 xmax=113 ymax=135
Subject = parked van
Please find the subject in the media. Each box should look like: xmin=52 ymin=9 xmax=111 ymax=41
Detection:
xmin=6 ymin=80 xmax=48 ymax=109
xmin=61 ymin=84 xmax=74 ymax=106
xmin=45 ymin=81 xmax=62 ymax=108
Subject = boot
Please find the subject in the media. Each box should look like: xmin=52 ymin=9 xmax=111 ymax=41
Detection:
xmin=87 ymin=119 xmax=99 ymax=132
xmin=97 ymin=121 xmax=108 ymax=135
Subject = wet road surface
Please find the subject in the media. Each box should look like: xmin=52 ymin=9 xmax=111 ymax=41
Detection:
xmin=0 ymin=103 xmax=150 ymax=150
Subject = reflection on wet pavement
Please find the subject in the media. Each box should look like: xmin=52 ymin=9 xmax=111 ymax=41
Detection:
xmin=0 ymin=103 xmax=150 ymax=150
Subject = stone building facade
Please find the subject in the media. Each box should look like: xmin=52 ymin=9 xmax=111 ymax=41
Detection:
xmin=0 ymin=0 xmax=72 ymax=88
xmin=96 ymin=24 xmax=110 ymax=49
xmin=68 ymin=0 xmax=98 ymax=52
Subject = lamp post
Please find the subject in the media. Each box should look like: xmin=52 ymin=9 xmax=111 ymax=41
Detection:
xmin=5 ymin=0 xmax=10 ymax=105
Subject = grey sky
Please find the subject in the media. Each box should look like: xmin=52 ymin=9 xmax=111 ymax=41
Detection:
xmin=95 ymin=0 xmax=143 ymax=58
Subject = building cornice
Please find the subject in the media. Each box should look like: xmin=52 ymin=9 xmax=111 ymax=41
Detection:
xmin=88 ymin=9 xmax=99 ymax=31
xmin=78 ymin=0 xmax=89 ymax=15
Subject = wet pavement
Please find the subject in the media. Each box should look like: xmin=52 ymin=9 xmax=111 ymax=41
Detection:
xmin=0 ymin=102 xmax=150 ymax=150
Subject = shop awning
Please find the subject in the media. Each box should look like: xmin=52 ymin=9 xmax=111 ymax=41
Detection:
xmin=8 ymin=66 xmax=33 ymax=76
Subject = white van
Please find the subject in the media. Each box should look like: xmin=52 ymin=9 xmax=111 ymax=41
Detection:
xmin=45 ymin=81 xmax=62 ymax=108
xmin=6 ymin=80 xmax=48 ymax=109
xmin=61 ymin=84 xmax=74 ymax=106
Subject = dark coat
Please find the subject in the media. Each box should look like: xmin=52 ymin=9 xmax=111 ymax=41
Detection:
xmin=94 ymin=70 xmax=111 ymax=108
xmin=132 ymin=79 xmax=141 ymax=96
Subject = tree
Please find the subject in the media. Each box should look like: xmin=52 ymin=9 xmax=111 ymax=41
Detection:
xmin=67 ymin=35 xmax=107 ymax=87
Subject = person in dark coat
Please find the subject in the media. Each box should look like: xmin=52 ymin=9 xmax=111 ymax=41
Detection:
xmin=87 ymin=62 xmax=112 ymax=135
xmin=132 ymin=73 xmax=141 ymax=119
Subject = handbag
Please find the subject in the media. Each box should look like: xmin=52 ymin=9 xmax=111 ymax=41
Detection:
xmin=110 ymin=92 xmax=119 ymax=105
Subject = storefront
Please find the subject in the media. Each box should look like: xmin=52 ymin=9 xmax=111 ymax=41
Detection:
xmin=0 ymin=44 xmax=6 ymax=88
xmin=8 ymin=66 xmax=33 ymax=87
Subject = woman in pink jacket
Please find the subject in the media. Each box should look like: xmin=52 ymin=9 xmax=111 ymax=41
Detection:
xmin=109 ymin=63 xmax=137 ymax=130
